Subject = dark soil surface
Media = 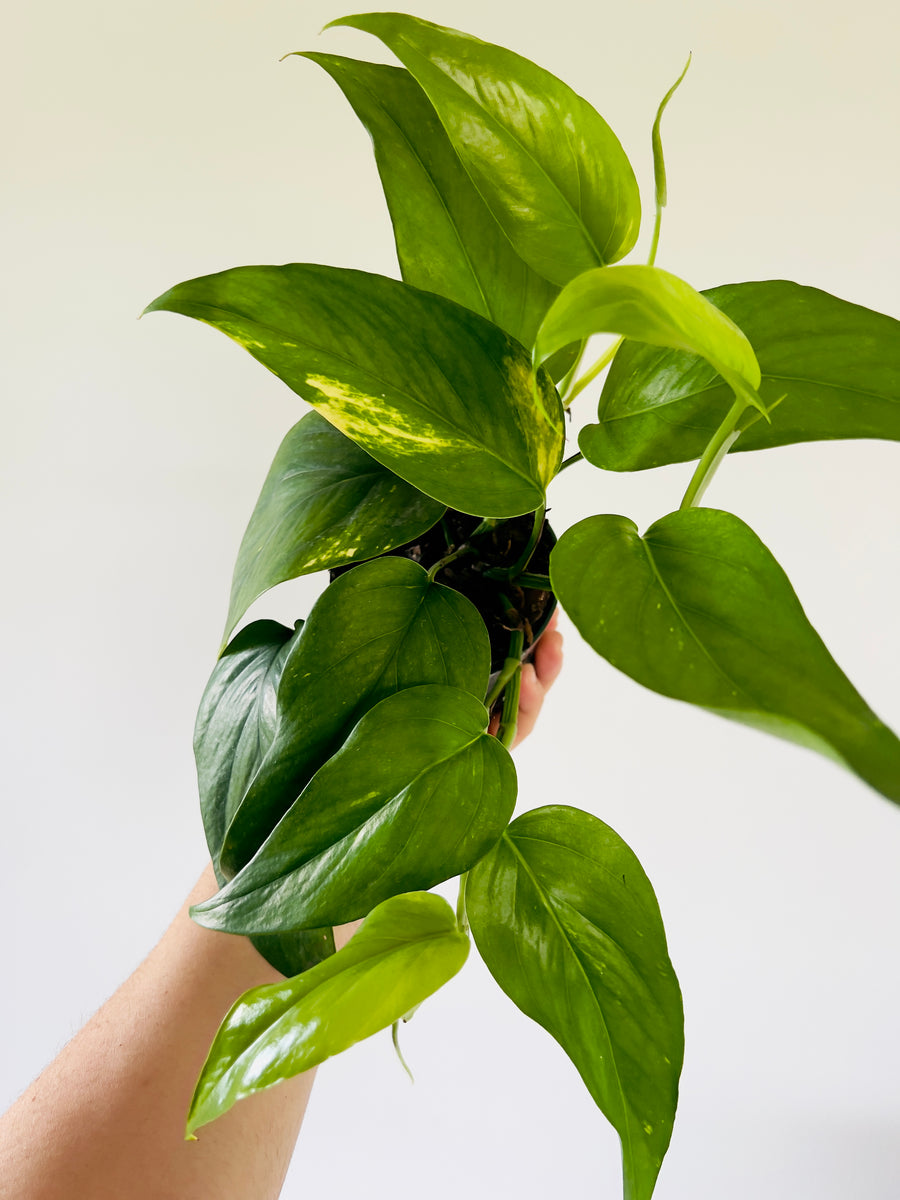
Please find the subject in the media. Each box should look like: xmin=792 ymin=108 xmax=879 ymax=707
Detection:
xmin=332 ymin=509 xmax=556 ymax=671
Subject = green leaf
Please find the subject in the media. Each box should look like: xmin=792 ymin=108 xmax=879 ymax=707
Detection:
xmin=187 ymin=892 xmax=468 ymax=1137
xmin=467 ymin=806 xmax=683 ymax=1200
xmin=582 ymin=280 xmax=900 ymax=470
xmin=550 ymin=508 xmax=900 ymax=804
xmin=219 ymin=556 xmax=490 ymax=876
xmin=194 ymin=619 xmax=297 ymax=871
xmin=300 ymin=54 xmax=561 ymax=354
xmin=224 ymin=411 xmax=444 ymax=643
xmin=328 ymin=13 xmax=640 ymax=287
xmin=145 ymin=264 xmax=563 ymax=517
xmin=193 ymin=685 xmax=515 ymax=933
xmin=193 ymin=619 xmax=335 ymax=975
xmin=534 ymin=264 xmax=762 ymax=410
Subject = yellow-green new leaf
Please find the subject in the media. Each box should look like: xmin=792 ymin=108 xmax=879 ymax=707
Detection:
xmin=328 ymin=12 xmax=640 ymax=286
xmin=551 ymin=508 xmax=900 ymax=804
xmin=535 ymin=264 xmax=761 ymax=410
xmin=187 ymin=892 xmax=468 ymax=1137
xmin=145 ymin=264 xmax=562 ymax=517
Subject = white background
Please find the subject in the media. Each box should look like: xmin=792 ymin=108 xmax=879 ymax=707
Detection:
xmin=3 ymin=1 xmax=899 ymax=1196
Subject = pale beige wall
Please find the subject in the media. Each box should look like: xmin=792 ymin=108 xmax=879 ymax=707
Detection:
xmin=3 ymin=1 xmax=899 ymax=1196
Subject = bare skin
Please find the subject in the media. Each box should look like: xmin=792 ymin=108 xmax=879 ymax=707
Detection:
xmin=0 ymin=623 xmax=563 ymax=1200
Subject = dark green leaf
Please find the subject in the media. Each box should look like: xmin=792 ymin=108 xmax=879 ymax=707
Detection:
xmin=187 ymin=892 xmax=468 ymax=1136
xmin=193 ymin=619 xmax=335 ymax=974
xmin=144 ymin=264 xmax=563 ymax=517
xmin=220 ymin=556 xmax=490 ymax=876
xmin=582 ymin=281 xmax=900 ymax=470
xmin=551 ymin=508 xmax=900 ymax=803
xmin=535 ymin=265 xmax=761 ymax=411
xmin=224 ymin=411 xmax=444 ymax=643
xmin=194 ymin=618 xmax=297 ymax=871
xmin=467 ymin=805 xmax=683 ymax=1200
xmin=193 ymin=685 xmax=515 ymax=932
xmin=301 ymin=54 xmax=561 ymax=353
xmin=328 ymin=13 xmax=640 ymax=286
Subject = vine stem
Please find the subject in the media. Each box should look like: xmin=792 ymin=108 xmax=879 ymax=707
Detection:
xmin=484 ymin=629 xmax=526 ymax=710
xmin=679 ymin=396 xmax=745 ymax=510
xmin=565 ymin=336 xmax=624 ymax=407
xmin=456 ymin=872 xmax=469 ymax=934
xmin=507 ymin=505 xmax=545 ymax=579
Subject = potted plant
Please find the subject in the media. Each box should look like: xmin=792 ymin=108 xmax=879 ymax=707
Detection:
xmin=143 ymin=12 xmax=899 ymax=1199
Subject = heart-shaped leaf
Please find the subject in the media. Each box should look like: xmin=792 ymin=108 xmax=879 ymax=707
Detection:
xmin=187 ymin=892 xmax=468 ymax=1136
xmin=328 ymin=13 xmax=640 ymax=287
xmin=550 ymin=508 xmax=900 ymax=803
xmin=193 ymin=619 xmax=335 ymax=975
xmin=467 ymin=805 xmax=683 ymax=1200
xmin=301 ymin=54 xmax=561 ymax=354
xmin=224 ymin=411 xmax=444 ymax=642
xmin=145 ymin=263 xmax=563 ymax=517
xmin=582 ymin=280 xmax=900 ymax=470
xmin=194 ymin=619 xmax=297 ymax=870
xmin=535 ymin=264 xmax=761 ymax=410
xmin=220 ymin=556 xmax=490 ymax=875
xmin=193 ymin=685 xmax=515 ymax=932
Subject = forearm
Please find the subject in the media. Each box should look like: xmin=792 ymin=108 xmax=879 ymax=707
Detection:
xmin=0 ymin=865 xmax=316 ymax=1200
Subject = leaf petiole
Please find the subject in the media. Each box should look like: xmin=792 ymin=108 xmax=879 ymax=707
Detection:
xmin=679 ymin=395 xmax=745 ymax=509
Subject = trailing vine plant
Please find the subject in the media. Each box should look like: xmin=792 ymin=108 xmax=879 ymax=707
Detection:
xmin=144 ymin=13 xmax=900 ymax=1198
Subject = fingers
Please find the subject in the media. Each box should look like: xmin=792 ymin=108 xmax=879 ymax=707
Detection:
xmin=511 ymin=619 xmax=564 ymax=748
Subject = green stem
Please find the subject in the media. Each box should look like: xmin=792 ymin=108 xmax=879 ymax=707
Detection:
xmin=515 ymin=572 xmax=552 ymax=589
xmin=558 ymin=451 xmax=584 ymax=473
xmin=647 ymin=204 xmax=663 ymax=268
xmin=565 ymin=337 xmax=624 ymax=406
xmin=425 ymin=517 xmax=501 ymax=583
xmin=497 ymin=659 xmax=523 ymax=749
xmin=558 ymin=339 xmax=588 ymax=401
xmin=679 ymin=396 xmax=746 ymax=510
xmin=507 ymin=505 xmax=545 ymax=579
xmin=391 ymin=1021 xmax=415 ymax=1083
xmin=456 ymin=872 xmax=469 ymax=934
xmin=484 ymin=629 xmax=525 ymax=711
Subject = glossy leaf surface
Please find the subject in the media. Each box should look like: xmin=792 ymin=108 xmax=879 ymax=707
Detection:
xmin=551 ymin=509 xmax=900 ymax=803
xmin=220 ymin=557 xmax=490 ymax=875
xmin=467 ymin=806 xmax=683 ymax=1200
xmin=193 ymin=619 xmax=335 ymax=974
xmin=194 ymin=685 xmax=515 ymax=932
xmin=535 ymin=264 xmax=761 ymax=406
xmin=582 ymin=280 xmax=900 ymax=470
xmin=224 ymin=411 xmax=444 ymax=642
xmin=329 ymin=13 xmax=640 ymax=286
xmin=145 ymin=264 xmax=562 ymax=517
xmin=194 ymin=619 xmax=297 ymax=871
xmin=302 ymin=54 xmax=560 ymax=352
xmin=187 ymin=892 xmax=468 ymax=1136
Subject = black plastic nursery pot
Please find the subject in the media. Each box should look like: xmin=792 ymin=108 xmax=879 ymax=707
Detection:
xmin=332 ymin=507 xmax=558 ymax=696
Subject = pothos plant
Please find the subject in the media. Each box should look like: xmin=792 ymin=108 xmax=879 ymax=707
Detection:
xmin=144 ymin=12 xmax=900 ymax=1199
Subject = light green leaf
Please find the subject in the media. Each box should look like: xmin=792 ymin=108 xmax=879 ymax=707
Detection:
xmin=224 ymin=412 xmax=444 ymax=643
xmin=550 ymin=508 xmax=900 ymax=804
xmin=535 ymin=264 xmax=762 ymax=411
xmin=145 ymin=264 xmax=562 ymax=517
xmin=187 ymin=892 xmax=468 ymax=1136
xmin=193 ymin=685 xmax=515 ymax=933
xmin=467 ymin=806 xmax=683 ymax=1200
xmin=328 ymin=13 xmax=640 ymax=286
xmin=300 ymin=54 xmax=563 ymax=356
xmin=220 ymin=556 xmax=490 ymax=876
xmin=582 ymin=280 xmax=900 ymax=470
